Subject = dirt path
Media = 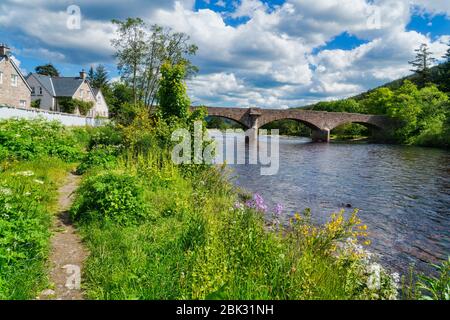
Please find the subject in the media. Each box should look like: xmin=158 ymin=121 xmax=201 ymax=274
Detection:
xmin=38 ymin=173 xmax=88 ymax=300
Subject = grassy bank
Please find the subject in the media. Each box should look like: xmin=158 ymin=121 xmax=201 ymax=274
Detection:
xmin=0 ymin=118 xmax=87 ymax=299
xmin=68 ymin=116 xmax=400 ymax=300
xmin=0 ymin=159 xmax=72 ymax=299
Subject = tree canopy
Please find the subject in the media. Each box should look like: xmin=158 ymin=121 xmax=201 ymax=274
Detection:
xmin=35 ymin=64 xmax=60 ymax=77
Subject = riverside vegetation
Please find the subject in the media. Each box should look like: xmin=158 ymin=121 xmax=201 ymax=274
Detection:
xmin=0 ymin=77 xmax=448 ymax=300
xmin=1 ymin=24 xmax=448 ymax=299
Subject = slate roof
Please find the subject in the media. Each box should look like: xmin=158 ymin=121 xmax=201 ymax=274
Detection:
xmin=26 ymin=74 xmax=87 ymax=98
xmin=30 ymin=74 xmax=55 ymax=96
xmin=51 ymin=77 xmax=84 ymax=97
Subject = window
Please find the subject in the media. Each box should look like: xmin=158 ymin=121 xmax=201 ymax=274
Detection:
xmin=39 ymin=87 xmax=43 ymax=95
xmin=11 ymin=74 xmax=18 ymax=87
xmin=19 ymin=100 xmax=26 ymax=108
xmin=0 ymin=71 xmax=3 ymax=84
xmin=31 ymin=87 xmax=35 ymax=95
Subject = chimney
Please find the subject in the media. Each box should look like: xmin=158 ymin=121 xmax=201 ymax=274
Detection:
xmin=79 ymin=69 xmax=86 ymax=80
xmin=0 ymin=43 xmax=10 ymax=57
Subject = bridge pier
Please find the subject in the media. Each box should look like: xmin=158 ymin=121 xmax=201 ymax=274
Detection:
xmin=311 ymin=128 xmax=330 ymax=143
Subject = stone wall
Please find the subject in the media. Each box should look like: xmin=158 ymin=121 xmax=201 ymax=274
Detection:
xmin=0 ymin=105 xmax=104 ymax=127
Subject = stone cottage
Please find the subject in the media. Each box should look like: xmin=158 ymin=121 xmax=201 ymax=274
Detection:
xmin=0 ymin=44 xmax=32 ymax=108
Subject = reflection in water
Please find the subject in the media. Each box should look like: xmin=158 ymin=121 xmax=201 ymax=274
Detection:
xmin=226 ymin=135 xmax=450 ymax=275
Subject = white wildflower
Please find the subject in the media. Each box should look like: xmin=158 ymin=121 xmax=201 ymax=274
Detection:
xmin=367 ymin=263 xmax=381 ymax=290
xmin=14 ymin=171 xmax=34 ymax=177
xmin=0 ymin=188 xmax=12 ymax=195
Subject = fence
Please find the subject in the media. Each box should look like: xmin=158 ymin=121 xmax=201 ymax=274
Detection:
xmin=0 ymin=105 xmax=105 ymax=126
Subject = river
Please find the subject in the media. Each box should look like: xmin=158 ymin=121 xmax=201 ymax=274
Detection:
xmin=225 ymin=135 xmax=450 ymax=276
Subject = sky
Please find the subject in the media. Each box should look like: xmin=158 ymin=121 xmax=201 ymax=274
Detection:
xmin=0 ymin=0 xmax=449 ymax=108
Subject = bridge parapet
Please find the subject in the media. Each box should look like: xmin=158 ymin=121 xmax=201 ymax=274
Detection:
xmin=193 ymin=106 xmax=396 ymax=142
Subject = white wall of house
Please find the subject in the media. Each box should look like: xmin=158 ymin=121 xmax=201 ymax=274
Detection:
xmin=89 ymin=90 xmax=109 ymax=118
xmin=27 ymin=74 xmax=55 ymax=110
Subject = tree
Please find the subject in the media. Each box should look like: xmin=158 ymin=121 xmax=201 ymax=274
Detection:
xmin=409 ymin=43 xmax=436 ymax=87
xmin=35 ymin=64 xmax=60 ymax=77
xmin=90 ymin=65 xmax=109 ymax=89
xmin=112 ymin=18 xmax=148 ymax=105
xmin=439 ymin=41 xmax=450 ymax=93
xmin=157 ymin=62 xmax=190 ymax=119
xmin=87 ymin=66 xmax=95 ymax=83
xmin=111 ymin=19 xmax=198 ymax=109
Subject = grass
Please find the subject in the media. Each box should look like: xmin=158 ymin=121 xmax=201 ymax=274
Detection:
xmin=72 ymin=149 xmax=399 ymax=300
xmin=0 ymin=158 xmax=73 ymax=299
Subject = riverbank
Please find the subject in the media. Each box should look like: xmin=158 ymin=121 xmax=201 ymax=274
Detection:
xmin=66 ymin=118 xmax=401 ymax=300
xmin=1 ymin=118 xmax=447 ymax=300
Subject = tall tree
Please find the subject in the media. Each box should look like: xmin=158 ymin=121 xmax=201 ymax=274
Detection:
xmin=157 ymin=62 xmax=190 ymax=119
xmin=91 ymin=65 xmax=109 ymax=89
xmin=440 ymin=41 xmax=450 ymax=93
xmin=87 ymin=66 xmax=95 ymax=83
xmin=35 ymin=64 xmax=60 ymax=77
xmin=111 ymin=19 xmax=198 ymax=110
xmin=409 ymin=43 xmax=436 ymax=87
xmin=111 ymin=18 xmax=148 ymax=105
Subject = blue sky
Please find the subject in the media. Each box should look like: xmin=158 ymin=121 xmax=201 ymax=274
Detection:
xmin=0 ymin=0 xmax=449 ymax=108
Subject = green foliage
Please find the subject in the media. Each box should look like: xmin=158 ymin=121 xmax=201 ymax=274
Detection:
xmin=382 ymin=81 xmax=449 ymax=147
xmin=0 ymin=118 xmax=83 ymax=162
xmin=312 ymin=99 xmax=362 ymax=113
xmin=262 ymin=119 xmax=311 ymax=137
xmin=58 ymin=98 xmax=94 ymax=116
xmin=157 ymin=62 xmax=191 ymax=119
xmin=0 ymin=159 xmax=69 ymax=299
xmin=416 ymin=257 xmax=450 ymax=300
xmin=88 ymin=64 xmax=109 ymax=89
xmin=71 ymin=171 xmax=148 ymax=226
xmin=409 ymin=43 xmax=436 ymax=87
xmin=76 ymin=146 xmax=119 ymax=175
xmin=71 ymin=125 xmax=399 ymax=300
xmin=31 ymin=99 xmax=41 ymax=109
xmin=34 ymin=64 xmax=59 ymax=77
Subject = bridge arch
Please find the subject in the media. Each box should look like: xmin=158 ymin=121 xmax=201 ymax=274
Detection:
xmin=258 ymin=115 xmax=322 ymax=131
xmin=206 ymin=115 xmax=250 ymax=130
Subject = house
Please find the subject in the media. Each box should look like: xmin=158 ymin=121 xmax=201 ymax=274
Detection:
xmin=91 ymin=88 xmax=109 ymax=118
xmin=26 ymin=70 xmax=109 ymax=117
xmin=0 ymin=44 xmax=32 ymax=108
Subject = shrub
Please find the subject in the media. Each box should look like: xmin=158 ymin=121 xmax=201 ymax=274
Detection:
xmin=0 ymin=118 xmax=82 ymax=162
xmin=57 ymin=98 xmax=93 ymax=115
xmin=76 ymin=146 xmax=119 ymax=175
xmin=71 ymin=172 xmax=148 ymax=226
xmin=87 ymin=124 xmax=124 ymax=150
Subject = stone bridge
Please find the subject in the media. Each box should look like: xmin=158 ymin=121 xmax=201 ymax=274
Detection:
xmin=194 ymin=107 xmax=395 ymax=142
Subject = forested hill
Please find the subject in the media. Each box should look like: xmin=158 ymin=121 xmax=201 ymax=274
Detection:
xmin=352 ymin=61 xmax=450 ymax=101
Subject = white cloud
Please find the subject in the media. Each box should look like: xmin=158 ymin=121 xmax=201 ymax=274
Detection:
xmin=0 ymin=0 xmax=449 ymax=108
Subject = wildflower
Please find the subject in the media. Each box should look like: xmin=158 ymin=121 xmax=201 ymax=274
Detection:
xmin=391 ymin=272 xmax=400 ymax=288
xmin=33 ymin=179 xmax=44 ymax=185
xmin=234 ymin=201 xmax=243 ymax=210
xmin=273 ymin=203 xmax=283 ymax=216
xmin=245 ymin=193 xmax=268 ymax=213
xmin=366 ymin=263 xmax=382 ymax=290
xmin=0 ymin=188 xmax=12 ymax=195
xmin=14 ymin=171 xmax=34 ymax=177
